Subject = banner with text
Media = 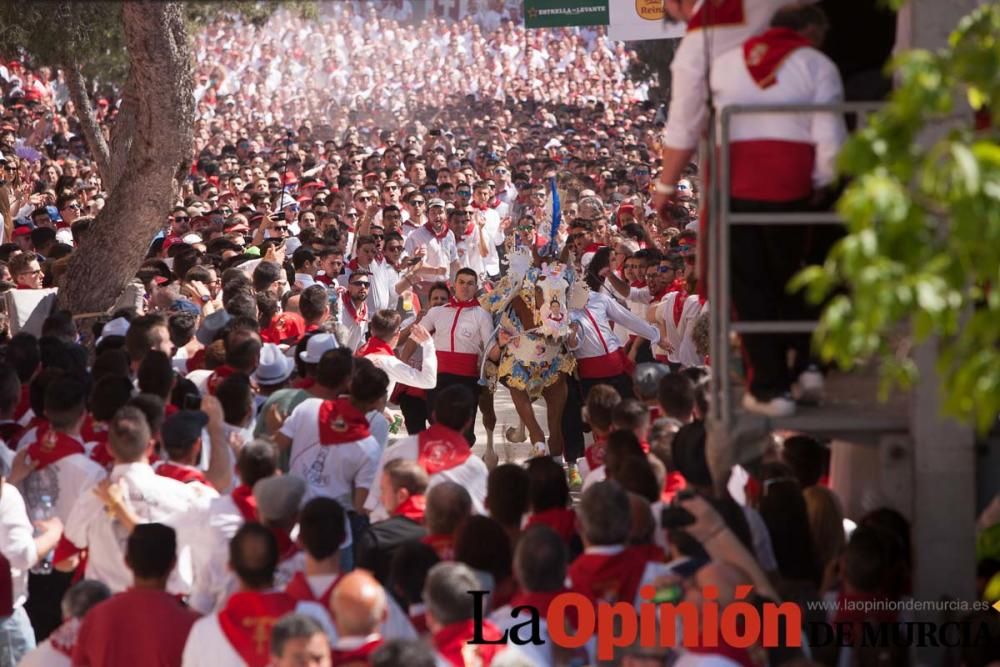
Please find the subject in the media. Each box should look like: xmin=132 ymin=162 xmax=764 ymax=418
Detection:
xmin=524 ymin=0 xmax=610 ymax=29
xmin=609 ymin=0 xmax=686 ymax=41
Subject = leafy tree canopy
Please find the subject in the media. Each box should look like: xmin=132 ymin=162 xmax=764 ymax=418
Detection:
xmin=0 ymin=0 xmax=315 ymax=87
xmin=793 ymin=2 xmax=1000 ymax=431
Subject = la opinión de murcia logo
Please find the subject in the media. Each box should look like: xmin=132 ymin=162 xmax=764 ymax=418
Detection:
xmin=466 ymin=588 xmax=1000 ymax=660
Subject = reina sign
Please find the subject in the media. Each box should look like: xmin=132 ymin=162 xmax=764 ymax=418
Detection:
xmin=635 ymin=0 xmax=665 ymax=21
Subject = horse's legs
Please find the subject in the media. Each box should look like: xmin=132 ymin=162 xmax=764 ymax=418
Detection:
xmin=479 ymin=390 xmax=499 ymax=469
xmin=509 ymin=388 xmax=546 ymax=447
xmin=542 ymin=375 xmax=568 ymax=458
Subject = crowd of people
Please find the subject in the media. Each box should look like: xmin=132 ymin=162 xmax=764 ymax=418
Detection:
xmin=0 ymin=1 xmax=997 ymax=666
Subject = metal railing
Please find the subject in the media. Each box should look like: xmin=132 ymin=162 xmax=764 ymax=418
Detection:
xmin=706 ymin=102 xmax=885 ymax=433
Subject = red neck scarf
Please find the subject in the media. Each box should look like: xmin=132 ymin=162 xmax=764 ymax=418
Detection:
xmin=218 ymin=591 xmax=298 ymax=667
xmin=89 ymin=442 xmax=115 ymax=471
xmin=154 ymin=461 xmax=209 ymax=486
xmin=342 ymin=291 xmax=368 ymax=325
xmin=417 ymin=424 xmax=471 ymax=475
xmin=525 ymin=507 xmax=577 ymax=544
xmin=743 ymin=27 xmax=813 ymax=89
xmin=585 ymin=440 xmax=607 ymax=472
xmin=318 ymin=398 xmax=371 ymax=444
xmin=26 ymin=430 xmax=84 ymax=470
xmin=81 ymin=414 xmax=108 ymax=444
xmin=285 ymin=571 xmax=341 ymax=605
xmin=231 ymin=484 xmax=258 ymax=522
xmin=292 ymin=377 xmax=316 ymax=390
xmin=356 ymin=336 xmax=394 ymax=358
xmin=582 ymin=242 xmax=604 ymax=255
xmin=421 ymin=533 xmax=455 ymax=561
xmin=470 ymin=201 xmax=489 ymax=211
xmin=434 ymin=619 xmax=505 ymax=667
xmin=393 ymin=494 xmax=426 ymax=524
xmin=448 ymin=296 xmax=479 ymax=309
xmin=332 ymin=638 xmax=384 ymax=665
xmin=207 ymin=364 xmax=236 ymax=395
xmin=424 ymin=221 xmax=449 ymax=240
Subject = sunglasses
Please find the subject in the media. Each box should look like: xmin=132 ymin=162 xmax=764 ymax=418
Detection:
xmin=411 ymin=200 xmax=425 ymax=206
xmin=350 ymin=281 xmax=370 ymax=288
xmin=456 ymin=191 xmax=472 ymax=198
xmin=383 ymin=185 xmax=399 ymax=191
xmin=174 ymin=215 xmax=190 ymax=222
xmin=386 ymin=245 xmax=403 ymax=252
xmin=422 ymin=187 xmax=438 ymax=194
xmin=273 ymin=225 xmax=288 ymax=232
xmin=372 ymin=234 xmax=384 ymax=240
xmin=346 ymin=212 xmax=359 ymax=218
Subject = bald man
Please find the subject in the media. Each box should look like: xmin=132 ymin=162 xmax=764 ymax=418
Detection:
xmin=329 ymin=570 xmax=388 ymax=664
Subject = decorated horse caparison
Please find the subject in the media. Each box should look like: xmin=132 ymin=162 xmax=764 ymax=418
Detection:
xmin=480 ymin=245 xmax=587 ymax=461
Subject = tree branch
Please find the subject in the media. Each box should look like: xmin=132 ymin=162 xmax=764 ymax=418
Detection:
xmin=65 ymin=63 xmax=111 ymax=180
xmin=105 ymin=68 xmax=137 ymax=192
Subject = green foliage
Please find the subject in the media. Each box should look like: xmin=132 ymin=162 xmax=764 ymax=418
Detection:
xmin=0 ymin=1 xmax=316 ymax=87
xmin=792 ymin=2 xmax=1000 ymax=431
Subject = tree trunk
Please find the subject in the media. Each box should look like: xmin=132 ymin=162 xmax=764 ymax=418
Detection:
xmin=59 ymin=1 xmax=194 ymax=318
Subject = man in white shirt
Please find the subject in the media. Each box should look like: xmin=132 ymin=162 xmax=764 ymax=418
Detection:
xmin=13 ymin=377 xmax=106 ymax=531
xmin=403 ymin=199 xmax=458 ymax=305
xmin=654 ymin=0 xmax=810 ymax=210
xmin=468 ymin=181 xmax=505 ymax=278
xmin=169 ymin=439 xmax=279 ymax=614
xmin=64 ymin=406 xmax=200 ymax=594
xmin=420 ymin=268 xmax=494 ymax=445
xmin=339 ymin=270 xmax=371 ymax=351
xmin=274 ymin=359 xmax=389 ymax=515
xmin=18 ymin=579 xmax=111 ymax=667
xmin=356 ymin=310 xmax=437 ymax=401
xmin=710 ymin=4 xmax=845 ymax=417
xmin=0 ymin=479 xmax=62 ymax=663
xmin=448 ymin=208 xmax=489 ymax=278
xmin=365 ymin=384 xmax=488 ymax=519
xmin=181 ymin=523 xmax=335 ymax=667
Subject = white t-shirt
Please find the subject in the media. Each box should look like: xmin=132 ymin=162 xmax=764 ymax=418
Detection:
xmin=167 ymin=493 xmax=245 ymax=614
xmin=181 ymin=598 xmax=335 ymax=667
xmin=280 ymin=398 xmax=381 ymax=508
xmin=64 ymin=463 xmax=200 ymax=594
xmin=363 ymin=434 xmax=488 ymax=520
xmin=0 ymin=482 xmax=37 ymax=609
xmin=20 ymin=448 xmax=106 ymax=526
